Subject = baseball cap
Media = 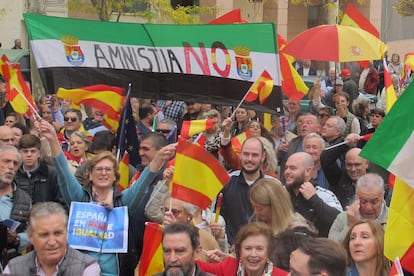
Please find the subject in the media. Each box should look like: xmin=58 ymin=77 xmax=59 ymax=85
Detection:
xmin=341 ymin=69 xmax=351 ymax=77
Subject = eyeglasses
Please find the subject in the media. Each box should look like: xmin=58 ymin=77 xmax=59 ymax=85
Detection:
xmin=161 ymin=207 xmax=184 ymax=216
xmin=156 ymin=129 xmax=171 ymax=134
xmin=64 ymin=117 xmax=78 ymax=122
xmin=249 ymin=125 xmax=261 ymax=129
xmin=93 ymin=167 xmax=114 ymax=174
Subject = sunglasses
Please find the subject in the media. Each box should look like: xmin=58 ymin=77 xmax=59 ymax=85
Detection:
xmin=156 ymin=129 xmax=171 ymax=134
xmin=64 ymin=117 xmax=78 ymax=122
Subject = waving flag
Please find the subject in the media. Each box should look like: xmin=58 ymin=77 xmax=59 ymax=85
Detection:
xmin=209 ymin=9 xmax=246 ymax=24
xmin=341 ymin=3 xmax=380 ymax=38
xmin=383 ymin=59 xmax=398 ymax=113
xmin=360 ymin=81 xmax=414 ymax=273
xmin=0 ymin=55 xmax=37 ymax=116
xmin=172 ymin=140 xmax=230 ymax=209
xmin=231 ymin=129 xmax=251 ymax=153
xmin=278 ymin=35 xmax=309 ymax=100
xmin=180 ymin=119 xmax=215 ymax=140
xmin=137 ymin=222 xmax=164 ymax=276
xmin=245 ymin=70 xmax=274 ymax=104
xmin=119 ymin=152 xmax=130 ymax=191
xmin=57 ymin=84 xmax=125 ymax=119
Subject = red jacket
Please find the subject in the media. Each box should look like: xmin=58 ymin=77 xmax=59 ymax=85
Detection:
xmin=197 ymin=257 xmax=288 ymax=276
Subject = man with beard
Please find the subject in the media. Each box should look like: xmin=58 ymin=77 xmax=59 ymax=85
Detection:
xmin=178 ymin=102 xmax=204 ymax=134
xmin=220 ymin=137 xmax=280 ymax=244
xmin=0 ymin=145 xmax=31 ymax=258
xmin=284 ymin=152 xmax=342 ymax=237
xmin=154 ymin=222 xmax=213 ymax=276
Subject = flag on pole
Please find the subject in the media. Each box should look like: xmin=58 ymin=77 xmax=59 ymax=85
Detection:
xmin=57 ymin=84 xmax=125 ymax=120
xmin=0 ymin=55 xmax=37 ymax=116
xmin=278 ymin=35 xmax=309 ymax=100
xmin=119 ymin=152 xmax=129 ymax=191
xmin=383 ymin=59 xmax=398 ymax=113
xmin=341 ymin=3 xmax=380 ymax=38
xmin=360 ymin=81 xmax=414 ymax=273
xmin=245 ymin=70 xmax=274 ymax=104
xmin=172 ymin=140 xmax=230 ymax=210
xmin=137 ymin=222 xmax=164 ymax=276
xmin=180 ymin=119 xmax=215 ymax=140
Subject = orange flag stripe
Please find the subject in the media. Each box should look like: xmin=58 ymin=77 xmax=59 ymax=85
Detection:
xmin=180 ymin=119 xmax=215 ymax=139
xmin=138 ymin=222 xmax=164 ymax=276
xmin=172 ymin=141 xmax=230 ymax=209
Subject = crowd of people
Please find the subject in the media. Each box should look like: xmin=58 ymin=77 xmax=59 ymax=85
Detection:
xmin=0 ymin=54 xmax=412 ymax=276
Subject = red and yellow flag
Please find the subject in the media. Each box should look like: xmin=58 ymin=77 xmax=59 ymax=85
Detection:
xmin=180 ymin=119 xmax=215 ymax=140
xmin=245 ymin=70 xmax=274 ymax=104
xmin=172 ymin=140 xmax=230 ymax=210
xmin=341 ymin=3 xmax=380 ymax=38
xmin=0 ymin=55 xmax=37 ymax=116
xmin=209 ymin=9 xmax=246 ymax=24
xmin=137 ymin=222 xmax=164 ymax=276
xmin=119 ymin=152 xmax=129 ymax=191
xmin=401 ymin=52 xmax=414 ymax=87
xmin=57 ymin=84 xmax=125 ymax=120
xmin=230 ymin=129 xmax=251 ymax=153
xmin=278 ymin=35 xmax=309 ymax=100
xmin=385 ymin=178 xmax=414 ymax=273
xmin=383 ymin=58 xmax=398 ymax=113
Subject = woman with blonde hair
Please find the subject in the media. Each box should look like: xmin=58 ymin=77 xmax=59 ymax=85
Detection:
xmin=343 ymin=219 xmax=390 ymax=276
xmin=249 ymin=178 xmax=317 ymax=270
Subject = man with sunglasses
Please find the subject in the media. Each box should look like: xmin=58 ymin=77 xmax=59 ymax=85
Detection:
xmin=57 ymin=109 xmax=87 ymax=152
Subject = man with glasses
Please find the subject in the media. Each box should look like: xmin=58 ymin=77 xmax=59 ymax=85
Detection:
xmin=321 ymin=134 xmax=369 ymax=208
xmin=57 ymin=109 xmax=84 ymax=152
xmin=155 ymin=118 xmax=177 ymax=144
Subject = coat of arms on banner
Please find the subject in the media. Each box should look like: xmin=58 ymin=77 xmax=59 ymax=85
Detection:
xmin=61 ymin=35 xmax=85 ymax=66
xmin=234 ymin=46 xmax=252 ymax=80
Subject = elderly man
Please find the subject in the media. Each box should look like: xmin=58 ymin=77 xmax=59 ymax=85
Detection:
xmin=0 ymin=145 xmax=31 ymax=255
xmin=321 ymin=134 xmax=370 ymax=208
xmin=284 ymin=152 xmax=342 ymax=237
xmin=302 ymin=133 xmax=329 ymax=189
xmin=4 ymin=202 xmax=100 ymax=275
xmin=328 ymin=173 xmax=388 ymax=243
xmin=289 ymin=238 xmax=347 ymax=276
xmin=0 ymin=125 xmax=16 ymax=146
xmin=154 ymin=222 xmax=213 ymax=276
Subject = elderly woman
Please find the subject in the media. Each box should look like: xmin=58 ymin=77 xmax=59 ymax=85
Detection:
xmin=39 ymin=119 xmax=175 ymax=276
xmin=65 ymin=131 xmax=92 ymax=174
xmin=343 ymin=219 xmax=390 ymax=276
xmin=162 ymin=195 xmax=221 ymax=261
xmin=197 ymin=223 xmax=288 ymax=275
xmin=352 ymin=97 xmax=371 ymax=135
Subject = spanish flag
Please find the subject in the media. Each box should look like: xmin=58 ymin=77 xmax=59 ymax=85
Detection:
xmin=341 ymin=3 xmax=380 ymax=38
xmin=119 ymin=152 xmax=129 ymax=191
xmin=278 ymin=35 xmax=309 ymax=100
xmin=383 ymin=58 xmax=398 ymax=113
xmin=137 ymin=222 xmax=164 ymax=276
xmin=401 ymin=52 xmax=414 ymax=87
xmin=57 ymin=84 xmax=125 ymax=120
xmin=172 ymin=140 xmax=230 ymax=210
xmin=245 ymin=70 xmax=274 ymax=104
xmin=231 ymin=129 xmax=251 ymax=153
xmin=0 ymin=55 xmax=37 ymax=116
xmin=180 ymin=119 xmax=215 ymax=140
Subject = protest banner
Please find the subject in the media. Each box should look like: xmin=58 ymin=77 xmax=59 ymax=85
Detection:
xmin=67 ymin=202 xmax=128 ymax=253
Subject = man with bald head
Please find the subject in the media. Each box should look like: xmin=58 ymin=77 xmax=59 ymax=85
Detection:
xmin=284 ymin=152 xmax=342 ymax=237
xmin=0 ymin=125 xmax=16 ymax=147
xmin=321 ymin=134 xmax=369 ymax=208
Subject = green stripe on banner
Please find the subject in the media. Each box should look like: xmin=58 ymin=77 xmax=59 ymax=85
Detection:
xmin=23 ymin=13 xmax=278 ymax=53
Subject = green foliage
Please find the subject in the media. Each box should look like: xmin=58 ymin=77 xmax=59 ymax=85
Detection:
xmin=394 ymin=0 xmax=414 ymax=16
